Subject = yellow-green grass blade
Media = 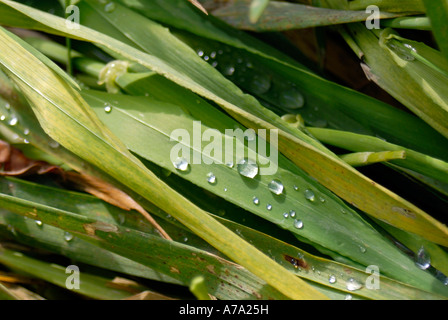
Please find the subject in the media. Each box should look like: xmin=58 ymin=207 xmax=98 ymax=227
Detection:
xmin=249 ymin=0 xmax=270 ymax=23
xmin=1 ymin=0 xmax=447 ymax=250
xmin=1 ymin=176 xmax=445 ymax=300
xmin=0 ymin=25 xmax=327 ymax=300
xmin=347 ymin=25 xmax=448 ymax=140
xmin=307 ymin=127 xmax=448 ymax=186
xmin=347 ymin=0 xmax=425 ymax=13
xmin=209 ymin=0 xmax=400 ymax=31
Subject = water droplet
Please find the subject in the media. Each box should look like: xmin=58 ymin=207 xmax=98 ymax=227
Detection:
xmin=346 ymin=278 xmax=363 ymax=291
xmin=49 ymin=139 xmax=59 ymax=149
xmin=225 ymin=161 xmax=234 ymax=168
xmin=211 ymin=61 xmax=218 ymax=68
xmin=329 ymin=275 xmax=337 ymax=284
xmin=0 ymin=115 xmax=5 ymax=121
xmin=5 ymin=103 xmax=10 ymax=110
xmin=207 ymin=172 xmax=217 ymax=184
xmin=104 ymin=2 xmax=116 ymax=13
xmin=304 ymin=189 xmax=315 ymax=202
xmin=249 ymin=74 xmax=271 ymax=95
xmin=210 ymin=51 xmax=217 ymax=59
xmin=268 ymin=179 xmax=284 ymax=195
xmin=289 ymin=210 xmax=296 ymax=218
xmin=237 ymin=158 xmax=258 ymax=179
xmin=173 ymin=157 xmax=189 ymax=171
xmin=203 ymin=55 xmax=209 ymax=61
xmin=253 ymin=196 xmax=260 ymax=205
xmin=359 ymin=245 xmax=367 ymax=253
xmin=23 ymin=128 xmax=30 ymax=136
xmin=279 ymin=88 xmax=305 ymax=109
xmin=64 ymin=231 xmax=74 ymax=242
xmin=224 ymin=188 xmax=227 ymax=192
xmin=386 ymin=40 xmax=416 ymax=61
xmin=341 ymin=208 xmax=347 ymax=214
xmin=283 ymin=212 xmax=289 ymax=219
xmin=222 ymin=65 xmax=235 ymax=76
xmin=415 ymin=246 xmax=431 ymax=270
xmin=319 ymin=196 xmax=326 ymax=203
xmin=294 ymin=219 xmax=303 ymax=229
xmin=345 ymin=294 xmax=353 ymax=300
xmin=266 ymin=204 xmax=272 ymax=211
xmin=104 ymin=104 xmax=112 ymax=113
xmin=197 ymin=50 xmax=204 ymax=57
xmin=8 ymin=116 xmax=18 ymax=126
xmin=35 ymin=220 xmax=43 ymax=226
xmin=293 ymin=185 xmax=299 ymax=191
xmin=23 ymin=139 xmax=30 ymax=144
xmin=183 ymin=237 xmax=188 ymax=242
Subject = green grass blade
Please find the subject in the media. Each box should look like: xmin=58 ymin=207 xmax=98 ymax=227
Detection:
xmin=209 ymin=0 xmax=400 ymax=31
xmin=422 ymin=0 xmax=448 ymax=61
xmin=249 ymin=0 xmax=270 ymax=23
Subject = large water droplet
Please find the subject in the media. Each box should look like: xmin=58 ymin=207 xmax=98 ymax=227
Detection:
xmin=415 ymin=246 xmax=431 ymax=270
xmin=237 ymin=158 xmax=258 ymax=178
xmin=173 ymin=157 xmax=189 ymax=171
xmin=253 ymin=196 xmax=260 ymax=205
xmin=268 ymin=179 xmax=284 ymax=195
xmin=64 ymin=231 xmax=74 ymax=242
xmin=207 ymin=172 xmax=217 ymax=184
xmin=304 ymin=189 xmax=315 ymax=202
xmin=279 ymin=88 xmax=305 ymax=109
xmin=346 ymin=278 xmax=363 ymax=291
xmin=294 ymin=219 xmax=303 ymax=229
xmin=386 ymin=40 xmax=416 ymax=61
xmin=329 ymin=275 xmax=337 ymax=284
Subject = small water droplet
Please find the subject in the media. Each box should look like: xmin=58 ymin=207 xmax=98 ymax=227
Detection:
xmin=279 ymin=88 xmax=305 ymax=109
xmin=104 ymin=104 xmax=112 ymax=113
xmin=253 ymin=196 xmax=260 ymax=205
xmin=266 ymin=204 xmax=272 ymax=211
xmin=249 ymin=73 xmax=271 ymax=95
xmin=197 ymin=50 xmax=204 ymax=57
xmin=49 ymin=139 xmax=59 ymax=148
xmin=319 ymin=196 xmax=326 ymax=203
xmin=415 ymin=246 xmax=431 ymax=270
xmin=210 ymin=51 xmax=217 ymax=59
xmin=289 ymin=210 xmax=296 ymax=218
xmin=203 ymin=55 xmax=209 ymax=61
xmin=329 ymin=275 xmax=337 ymax=284
xmin=0 ymin=115 xmax=5 ymax=121
xmin=23 ymin=128 xmax=30 ymax=136
xmin=104 ymin=2 xmax=116 ymax=12
xmin=8 ymin=116 xmax=18 ymax=126
xmin=64 ymin=231 xmax=74 ymax=242
xmin=222 ymin=65 xmax=235 ymax=76
xmin=346 ymin=278 xmax=363 ymax=291
xmin=293 ymin=185 xmax=299 ymax=191
xmin=237 ymin=158 xmax=258 ymax=178
xmin=268 ymin=179 xmax=284 ymax=195
xmin=23 ymin=139 xmax=30 ymax=144
xmin=173 ymin=157 xmax=189 ymax=171
xmin=211 ymin=61 xmax=218 ymax=68
xmin=183 ymin=237 xmax=189 ymax=242
xmin=359 ymin=245 xmax=367 ymax=253
xmin=345 ymin=294 xmax=353 ymax=300
xmin=283 ymin=212 xmax=289 ymax=219
xmin=304 ymin=189 xmax=315 ymax=202
xmin=225 ymin=161 xmax=234 ymax=168
xmin=5 ymin=103 xmax=10 ymax=110
xmin=207 ymin=172 xmax=217 ymax=184
xmin=35 ymin=220 xmax=43 ymax=226
xmin=294 ymin=219 xmax=303 ymax=229
xmin=224 ymin=188 xmax=227 ymax=192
